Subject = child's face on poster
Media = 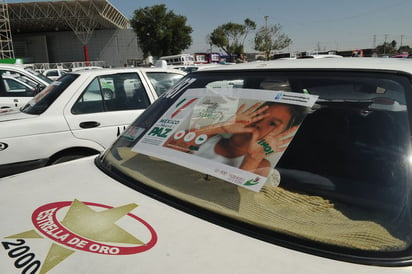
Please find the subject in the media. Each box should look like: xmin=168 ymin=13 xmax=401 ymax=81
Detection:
xmin=248 ymin=104 xmax=292 ymax=139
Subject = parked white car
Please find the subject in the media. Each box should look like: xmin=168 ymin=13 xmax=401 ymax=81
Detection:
xmin=42 ymin=68 xmax=70 ymax=80
xmin=0 ymin=58 xmax=411 ymax=274
xmin=2 ymin=75 xmax=39 ymax=94
xmin=71 ymin=66 xmax=103 ymax=72
xmin=170 ymin=63 xmax=224 ymax=73
xmin=0 ymin=67 xmax=185 ymax=177
xmin=0 ymin=64 xmax=52 ymax=109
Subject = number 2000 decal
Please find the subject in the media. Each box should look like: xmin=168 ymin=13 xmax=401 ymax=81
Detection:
xmin=2 ymin=199 xmax=158 ymax=273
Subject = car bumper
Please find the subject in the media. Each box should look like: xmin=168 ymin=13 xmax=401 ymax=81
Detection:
xmin=0 ymin=158 xmax=48 ymax=178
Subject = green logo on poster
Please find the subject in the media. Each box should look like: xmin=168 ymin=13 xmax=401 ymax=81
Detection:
xmin=244 ymin=177 xmax=261 ymax=186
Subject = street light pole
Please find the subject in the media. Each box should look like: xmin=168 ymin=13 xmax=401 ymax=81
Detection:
xmin=264 ymin=16 xmax=269 ymax=60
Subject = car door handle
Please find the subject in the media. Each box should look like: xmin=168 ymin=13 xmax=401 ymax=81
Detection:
xmin=79 ymin=121 xmax=101 ymax=128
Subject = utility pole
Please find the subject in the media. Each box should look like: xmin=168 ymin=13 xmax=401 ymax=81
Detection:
xmin=384 ymin=34 xmax=388 ymax=55
xmin=264 ymin=16 xmax=269 ymax=60
xmin=0 ymin=0 xmax=14 ymax=59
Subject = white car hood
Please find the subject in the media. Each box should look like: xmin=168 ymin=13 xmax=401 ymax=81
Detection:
xmin=0 ymin=157 xmax=401 ymax=274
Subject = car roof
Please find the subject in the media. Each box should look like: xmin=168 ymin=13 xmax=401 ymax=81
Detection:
xmin=2 ymin=75 xmax=28 ymax=80
xmin=43 ymin=68 xmax=69 ymax=72
xmin=67 ymin=67 xmax=187 ymax=76
xmin=0 ymin=63 xmax=30 ymax=70
xmin=197 ymin=58 xmax=412 ymax=74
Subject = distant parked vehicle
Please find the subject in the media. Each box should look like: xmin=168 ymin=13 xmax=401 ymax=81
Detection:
xmin=170 ymin=63 xmax=224 ymax=73
xmin=42 ymin=68 xmax=70 ymax=80
xmin=391 ymin=54 xmax=409 ymax=58
xmin=194 ymin=52 xmax=224 ymax=64
xmin=297 ymin=54 xmax=343 ymax=59
xmin=0 ymin=64 xmax=52 ymax=108
xmin=0 ymin=67 xmax=186 ymax=177
xmin=2 ymin=75 xmax=38 ymax=94
xmin=71 ymin=66 xmax=104 ymax=72
xmin=160 ymin=54 xmax=195 ymax=66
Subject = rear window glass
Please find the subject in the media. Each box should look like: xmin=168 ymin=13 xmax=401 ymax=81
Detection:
xmin=72 ymin=73 xmax=151 ymax=114
xmin=146 ymin=72 xmax=185 ymax=96
xmin=21 ymin=74 xmax=78 ymax=114
xmin=101 ymin=70 xmax=412 ymax=264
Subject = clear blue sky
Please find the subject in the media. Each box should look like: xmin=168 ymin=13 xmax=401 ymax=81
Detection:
xmin=8 ymin=0 xmax=412 ymax=54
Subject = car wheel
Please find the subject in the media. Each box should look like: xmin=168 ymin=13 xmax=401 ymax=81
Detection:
xmin=102 ymin=88 xmax=114 ymax=99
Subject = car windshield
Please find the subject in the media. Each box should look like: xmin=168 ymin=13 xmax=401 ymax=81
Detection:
xmin=24 ymin=67 xmax=53 ymax=84
xmin=21 ymin=73 xmax=78 ymax=114
xmin=145 ymin=71 xmax=185 ymax=96
xmin=99 ymin=69 xmax=412 ymax=263
xmin=14 ymin=75 xmax=38 ymax=89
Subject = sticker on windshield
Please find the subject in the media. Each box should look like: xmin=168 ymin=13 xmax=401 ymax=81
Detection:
xmin=132 ymin=88 xmax=318 ymax=192
xmin=121 ymin=126 xmax=146 ymax=141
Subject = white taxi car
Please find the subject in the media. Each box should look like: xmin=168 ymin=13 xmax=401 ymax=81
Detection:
xmin=0 ymin=64 xmax=52 ymax=108
xmin=42 ymin=68 xmax=70 ymax=80
xmin=0 ymin=67 xmax=185 ymax=177
xmin=1 ymin=58 xmax=412 ymax=274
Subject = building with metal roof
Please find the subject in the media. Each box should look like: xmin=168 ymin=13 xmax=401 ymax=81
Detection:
xmin=3 ymin=0 xmax=143 ymax=68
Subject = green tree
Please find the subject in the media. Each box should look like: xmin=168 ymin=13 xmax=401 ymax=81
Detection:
xmin=208 ymin=19 xmax=256 ymax=60
xmin=398 ymin=45 xmax=411 ymax=54
xmin=375 ymin=40 xmax=398 ymax=55
xmin=254 ymin=23 xmax=292 ymax=60
xmin=130 ymin=4 xmax=193 ymax=59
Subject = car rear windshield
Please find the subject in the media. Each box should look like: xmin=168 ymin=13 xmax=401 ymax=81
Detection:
xmin=21 ymin=73 xmax=78 ymax=114
xmin=24 ymin=67 xmax=53 ymax=84
xmin=145 ymin=71 xmax=185 ymax=96
xmin=100 ymin=69 xmax=412 ymax=265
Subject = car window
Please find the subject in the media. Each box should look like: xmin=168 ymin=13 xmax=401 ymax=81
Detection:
xmin=206 ymin=79 xmax=245 ymax=88
xmin=72 ymin=73 xmax=151 ymax=114
xmin=24 ymin=67 xmax=53 ymax=84
xmin=72 ymin=78 xmax=105 ymax=114
xmin=100 ymin=70 xmax=412 ymax=264
xmin=14 ymin=75 xmax=38 ymax=89
xmin=0 ymin=69 xmax=44 ymax=93
xmin=3 ymin=77 xmax=34 ymax=94
xmin=146 ymin=72 xmax=185 ymax=96
xmin=46 ymin=70 xmax=59 ymax=77
xmin=5 ymin=78 xmax=24 ymax=90
xmin=21 ymin=74 xmax=79 ymax=114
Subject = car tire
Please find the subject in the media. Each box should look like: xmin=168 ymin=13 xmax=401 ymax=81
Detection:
xmin=102 ymin=88 xmax=114 ymax=99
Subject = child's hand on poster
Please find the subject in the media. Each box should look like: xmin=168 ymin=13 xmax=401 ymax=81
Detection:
xmin=221 ymin=103 xmax=269 ymax=134
xmin=240 ymin=126 xmax=298 ymax=175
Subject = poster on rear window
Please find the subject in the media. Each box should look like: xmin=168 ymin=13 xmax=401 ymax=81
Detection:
xmin=132 ymin=88 xmax=318 ymax=192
